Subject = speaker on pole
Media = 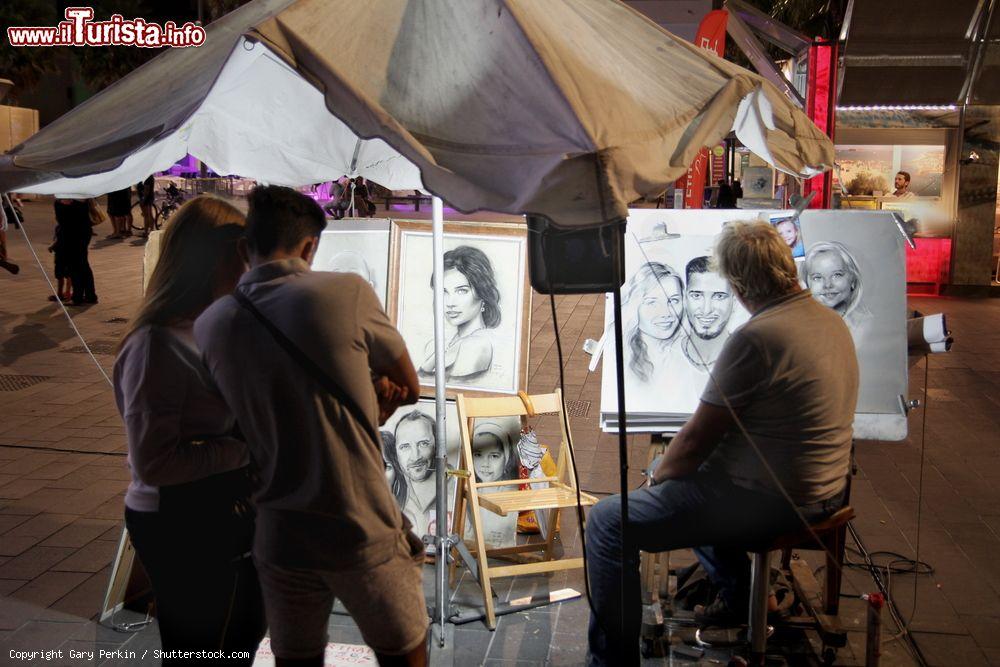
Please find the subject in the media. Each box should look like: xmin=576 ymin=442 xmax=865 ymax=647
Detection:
xmin=528 ymin=215 xmax=639 ymax=664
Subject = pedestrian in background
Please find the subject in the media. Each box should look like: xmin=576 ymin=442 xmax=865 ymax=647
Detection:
xmin=105 ymin=186 xmax=133 ymax=239
xmin=715 ymin=179 xmax=737 ymax=208
xmin=53 ymin=198 xmax=97 ymax=305
xmin=0 ymin=197 xmax=19 ymax=275
xmin=47 ymin=212 xmax=72 ymax=302
xmin=137 ymin=174 xmax=156 ymax=237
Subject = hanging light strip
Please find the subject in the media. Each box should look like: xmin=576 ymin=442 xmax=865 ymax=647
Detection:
xmin=836 ymin=104 xmax=959 ymax=111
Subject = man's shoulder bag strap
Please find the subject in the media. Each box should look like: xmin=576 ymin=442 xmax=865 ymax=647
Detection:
xmin=232 ymin=289 xmax=381 ymax=447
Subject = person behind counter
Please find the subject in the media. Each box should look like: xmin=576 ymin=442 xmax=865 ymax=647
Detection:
xmin=114 ymin=196 xmax=264 ymax=665
xmin=585 ymin=221 xmax=859 ymax=665
xmin=887 ymin=170 xmax=915 ymax=199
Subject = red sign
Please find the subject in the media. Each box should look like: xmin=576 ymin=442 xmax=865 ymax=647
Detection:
xmin=803 ymin=39 xmax=837 ymax=209
xmin=680 ymin=10 xmax=728 ymax=209
xmin=695 ymin=9 xmax=729 ymax=54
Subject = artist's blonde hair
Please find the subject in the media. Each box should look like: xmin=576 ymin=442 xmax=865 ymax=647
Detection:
xmin=120 ymin=196 xmax=245 ymax=347
xmin=713 ymin=221 xmax=799 ymax=305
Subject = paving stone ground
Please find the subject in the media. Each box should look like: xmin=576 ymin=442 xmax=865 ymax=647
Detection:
xmin=1 ymin=198 xmax=999 ymax=665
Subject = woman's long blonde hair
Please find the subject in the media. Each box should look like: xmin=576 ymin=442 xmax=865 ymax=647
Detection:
xmin=120 ymin=196 xmax=246 ymax=347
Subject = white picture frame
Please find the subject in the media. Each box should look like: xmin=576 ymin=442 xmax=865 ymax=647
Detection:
xmin=311 ymin=218 xmax=391 ymax=308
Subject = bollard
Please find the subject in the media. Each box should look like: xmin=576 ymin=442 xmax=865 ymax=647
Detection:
xmin=862 ymin=592 xmax=884 ymax=667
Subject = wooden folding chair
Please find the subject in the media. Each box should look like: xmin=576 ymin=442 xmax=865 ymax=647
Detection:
xmin=450 ymin=389 xmax=598 ymax=628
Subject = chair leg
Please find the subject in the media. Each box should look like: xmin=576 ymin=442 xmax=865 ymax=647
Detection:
xmin=542 ymin=507 xmax=560 ymax=561
xmin=640 ymin=551 xmax=654 ymax=606
xmin=824 ymin=524 xmax=847 ymax=617
xmin=749 ymin=551 xmax=770 ymax=658
xmin=450 ymin=478 xmax=468 ymax=587
xmin=465 ymin=488 xmax=496 ymax=629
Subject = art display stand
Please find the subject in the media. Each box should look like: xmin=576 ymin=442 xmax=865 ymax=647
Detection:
xmin=449 ymin=389 xmax=597 ymax=628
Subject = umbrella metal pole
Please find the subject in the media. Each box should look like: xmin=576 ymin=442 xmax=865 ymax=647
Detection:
xmin=611 ymin=286 xmax=638 ymax=665
xmin=431 ymin=196 xmax=450 ymax=646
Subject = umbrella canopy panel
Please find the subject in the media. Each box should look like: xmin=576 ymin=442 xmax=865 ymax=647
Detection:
xmin=2 ymin=0 xmax=296 ymax=182
xmin=1 ymin=0 xmax=833 ymax=228
xmin=11 ymin=40 xmax=422 ymax=197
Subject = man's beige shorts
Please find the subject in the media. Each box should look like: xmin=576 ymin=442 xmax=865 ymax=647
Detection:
xmin=256 ymin=534 xmax=428 ymax=659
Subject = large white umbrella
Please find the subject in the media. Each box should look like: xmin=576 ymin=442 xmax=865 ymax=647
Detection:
xmin=1 ymin=0 xmax=831 ymax=222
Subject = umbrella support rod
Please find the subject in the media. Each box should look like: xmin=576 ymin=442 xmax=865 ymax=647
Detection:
xmin=431 ymin=196 xmax=451 ymax=647
xmin=611 ymin=286 xmax=639 ymax=665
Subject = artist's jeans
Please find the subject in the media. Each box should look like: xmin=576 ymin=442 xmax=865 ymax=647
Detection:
xmin=585 ymin=471 xmax=845 ymax=666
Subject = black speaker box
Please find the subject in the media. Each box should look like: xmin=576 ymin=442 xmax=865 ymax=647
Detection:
xmin=527 ymin=216 xmax=626 ymax=295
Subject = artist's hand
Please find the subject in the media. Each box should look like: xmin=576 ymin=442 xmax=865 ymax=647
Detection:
xmin=647 ymin=455 xmax=664 ymax=486
xmin=374 ymin=375 xmax=409 ymax=424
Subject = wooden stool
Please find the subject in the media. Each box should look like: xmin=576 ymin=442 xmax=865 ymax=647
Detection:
xmin=746 ymin=506 xmax=855 ymax=663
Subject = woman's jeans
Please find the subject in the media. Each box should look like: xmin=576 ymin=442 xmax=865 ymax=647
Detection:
xmin=585 ymin=470 xmax=846 ymax=666
xmin=125 ymin=506 xmax=266 ymax=666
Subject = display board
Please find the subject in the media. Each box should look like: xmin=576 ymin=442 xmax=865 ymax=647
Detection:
xmin=798 ymin=210 xmax=908 ymax=422
xmin=599 ymin=209 xmax=909 ymax=440
xmin=389 ymin=220 xmax=531 ymax=397
xmin=463 ymin=415 xmax=524 ymax=549
xmin=380 ymin=399 xmax=460 ymax=542
xmin=380 ymin=399 xmax=522 ymax=549
xmin=311 ymin=218 xmax=391 ymax=308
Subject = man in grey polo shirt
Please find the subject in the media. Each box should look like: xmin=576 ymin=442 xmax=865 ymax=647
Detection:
xmin=585 ymin=221 xmax=858 ymax=666
xmin=195 ymin=186 xmax=427 ymax=666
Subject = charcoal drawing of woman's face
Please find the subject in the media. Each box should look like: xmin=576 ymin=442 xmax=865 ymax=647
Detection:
xmin=443 ymin=268 xmax=483 ymax=328
xmin=637 ymin=280 xmax=682 ymax=341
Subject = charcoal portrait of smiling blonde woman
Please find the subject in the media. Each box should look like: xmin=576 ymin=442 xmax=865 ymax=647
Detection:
xmin=802 ymin=241 xmax=873 ymax=349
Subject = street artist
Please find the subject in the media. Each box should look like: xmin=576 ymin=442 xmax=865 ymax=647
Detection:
xmin=585 ymin=221 xmax=859 ymax=665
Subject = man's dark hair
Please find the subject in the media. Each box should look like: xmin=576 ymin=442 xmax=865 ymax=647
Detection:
xmin=897 ymin=171 xmax=911 ymax=184
xmin=245 ymin=185 xmax=325 ymax=256
xmin=685 ymin=255 xmax=712 ymax=284
xmin=395 ymin=410 xmax=436 ymax=441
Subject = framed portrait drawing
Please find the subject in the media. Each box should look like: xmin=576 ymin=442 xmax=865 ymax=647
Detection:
xmin=380 ymin=401 xmax=523 ymax=549
xmin=380 ymin=399 xmax=460 ymax=543
xmin=769 ymin=213 xmax=805 ymax=259
xmin=388 ymin=220 xmax=531 ymax=397
xmin=311 ymin=219 xmax=391 ymax=308
xmin=464 ymin=415 xmax=522 ymax=549
xmin=742 ymin=166 xmax=774 ymax=198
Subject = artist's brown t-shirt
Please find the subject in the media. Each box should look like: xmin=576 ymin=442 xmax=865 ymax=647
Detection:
xmin=701 ymin=290 xmax=859 ymax=505
xmin=195 ymin=259 xmax=408 ymax=571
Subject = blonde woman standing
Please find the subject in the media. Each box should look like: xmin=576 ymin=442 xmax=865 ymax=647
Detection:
xmin=114 ymin=196 xmax=264 ymax=665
